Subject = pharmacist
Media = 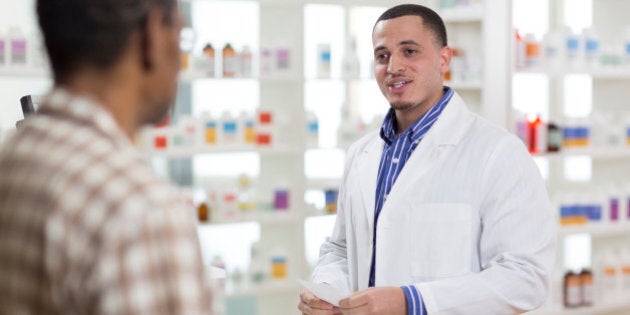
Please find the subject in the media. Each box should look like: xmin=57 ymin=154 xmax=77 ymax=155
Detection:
xmin=299 ymin=4 xmax=556 ymax=315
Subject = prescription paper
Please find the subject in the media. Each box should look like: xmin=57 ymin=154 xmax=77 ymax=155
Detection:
xmin=298 ymin=279 xmax=351 ymax=307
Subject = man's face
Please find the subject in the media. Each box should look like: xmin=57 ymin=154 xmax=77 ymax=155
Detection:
xmin=372 ymin=15 xmax=450 ymax=115
xmin=144 ymin=8 xmax=183 ymax=125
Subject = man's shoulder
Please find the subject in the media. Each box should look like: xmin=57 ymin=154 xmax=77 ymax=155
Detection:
xmin=346 ymin=129 xmax=380 ymax=154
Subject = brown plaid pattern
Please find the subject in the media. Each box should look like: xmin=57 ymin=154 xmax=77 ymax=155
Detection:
xmin=0 ymin=89 xmax=212 ymax=314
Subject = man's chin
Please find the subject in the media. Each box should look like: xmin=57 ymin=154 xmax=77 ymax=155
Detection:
xmin=389 ymin=101 xmax=414 ymax=111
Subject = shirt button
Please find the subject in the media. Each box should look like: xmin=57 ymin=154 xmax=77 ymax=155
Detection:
xmin=392 ymin=158 xmax=399 ymax=164
xmin=384 ymin=194 xmax=388 ymax=200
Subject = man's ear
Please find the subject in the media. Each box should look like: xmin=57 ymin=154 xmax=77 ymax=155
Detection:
xmin=439 ymin=45 xmax=452 ymax=74
xmin=140 ymin=8 xmax=167 ymax=72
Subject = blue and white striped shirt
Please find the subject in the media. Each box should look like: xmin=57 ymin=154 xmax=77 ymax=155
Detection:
xmin=369 ymin=86 xmax=453 ymax=315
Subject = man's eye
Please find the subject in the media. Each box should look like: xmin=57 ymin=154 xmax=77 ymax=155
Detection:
xmin=405 ymin=49 xmax=417 ymax=55
xmin=375 ymin=54 xmax=389 ymax=62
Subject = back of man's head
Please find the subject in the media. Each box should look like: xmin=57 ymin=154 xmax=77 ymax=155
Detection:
xmin=37 ymin=0 xmax=177 ymax=84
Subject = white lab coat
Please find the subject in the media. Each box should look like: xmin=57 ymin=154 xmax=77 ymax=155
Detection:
xmin=312 ymin=92 xmax=556 ymax=314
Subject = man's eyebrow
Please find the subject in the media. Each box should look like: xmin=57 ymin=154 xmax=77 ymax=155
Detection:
xmin=374 ymin=40 xmax=423 ymax=54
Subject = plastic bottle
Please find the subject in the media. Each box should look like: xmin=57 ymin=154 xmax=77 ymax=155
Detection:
xmin=220 ymin=111 xmax=238 ymax=145
xmin=239 ymin=111 xmax=255 ymax=145
xmin=237 ymin=173 xmax=255 ymax=211
xmin=202 ymin=43 xmax=215 ymax=77
xmin=8 ymin=26 xmax=27 ymax=67
xmin=305 ymin=111 xmax=319 ymax=148
xmin=317 ymin=43 xmax=331 ymax=78
xmin=273 ymin=187 xmax=289 ymax=211
xmin=582 ymin=28 xmax=600 ymax=67
xmin=275 ymin=45 xmax=290 ymax=71
xmin=248 ymin=242 xmax=267 ymax=285
xmin=564 ymin=28 xmax=582 ymax=68
xmin=343 ymin=37 xmax=360 ymax=79
xmin=524 ymin=33 xmax=542 ymax=69
xmin=202 ymin=112 xmax=218 ymax=145
xmin=239 ymin=45 xmax=253 ymax=78
xmin=543 ymin=30 xmax=563 ymax=69
xmin=270 ymin=247 xmax=288 ymax=279
xmin=222 ymin=43 xmax=237 ymax=78
xmin=448 ymin=46 xmax=466 ymax=82
xmin=526 ymin=113 xmax=547 ymax=154
xmin=598 ymin=249 xmax=620 ymax=304
xmin=608 ymin=186 xmax=621 ymax=223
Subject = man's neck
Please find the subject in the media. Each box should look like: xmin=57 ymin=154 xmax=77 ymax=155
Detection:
xmin=61 ymin=68 xmax=141 ymax=140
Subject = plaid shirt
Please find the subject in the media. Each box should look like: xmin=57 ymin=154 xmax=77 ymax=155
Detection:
xmin=0 ymin=89 xmax=212 ymax=314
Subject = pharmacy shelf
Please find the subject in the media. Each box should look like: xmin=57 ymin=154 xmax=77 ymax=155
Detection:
xmin=448 ymin=80 xmax=483 ymax=91
xmin=197 ymin=210 xmax=300 ymax=227
xmin=178 ymin=72 xmax=304 ymax=84
xmin=307 ymin=177 xmax=341 ymax=191
xmin=0 ymin=68 xmax=50 ymax=79
xmin=515 ymin=68 xmax=630 ymax=80
xmin=558 ymin=223 xmax=630 ymax=238
xmin=226 ymin=279 xmax=300 ymax=298
xmin=440 ymin=4 xmax=483 ymax=23
xmin=144 ymin=145 xmax=300 ymax=159
xmin=533 ymin=147 xmax=630 ymax=160
xmin=178 ymin=73 xmax=259 ymax=83
xmin=528 ymin=300 xmax=630 ymax=315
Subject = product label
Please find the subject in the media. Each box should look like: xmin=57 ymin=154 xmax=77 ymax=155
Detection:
xmin=566 ymin=37 xmax=579 ymax=58
xmin=585 ymin=39 xmax=599 ymax=53
xmin=582 ymin=284 xmax=593 ymax=304
xmin=223 ymin=56 xmax=237 ymax=77
xmin=567 ymin=286 xmax=580 ymax=306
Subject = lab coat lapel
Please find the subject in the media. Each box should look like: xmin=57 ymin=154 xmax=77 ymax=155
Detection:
xmin=356 ymin=137 xmax=384 ymax=236
xmin=382 ymin=93 xmax=470 ymax=206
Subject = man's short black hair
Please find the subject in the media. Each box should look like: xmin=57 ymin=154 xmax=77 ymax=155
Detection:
xmin=374 ymin=4 xmax=448 ymax=47
xmin=36 ymin=0 xmax=178 ymax=83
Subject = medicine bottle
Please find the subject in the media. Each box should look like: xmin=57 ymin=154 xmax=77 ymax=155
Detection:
xmin=579 ymin=269 xmax=593 ymax=306
xmin=239 ymin=45 xmax=253 ymax=78
xmin=547 ymin=120 xmax=562 ymax=152
xmin=202 ymin=43 xmax=215 ymax=77
xmin=197 ymin=202 xmax=209 ymax=222
xmin=222 ymin=43 xmax=236 ymax=78
xmin=563 ymin=270 xmax=581 ymax=308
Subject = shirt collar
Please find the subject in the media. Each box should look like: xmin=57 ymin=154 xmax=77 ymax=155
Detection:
xmin=38 ymin=88 xmax=133 ymax=149
xmin=379 ymin=86 xmax=453 ymax=145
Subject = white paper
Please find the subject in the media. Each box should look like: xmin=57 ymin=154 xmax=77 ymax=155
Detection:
xmin=298 ymin=279 xmax=350 ymax=307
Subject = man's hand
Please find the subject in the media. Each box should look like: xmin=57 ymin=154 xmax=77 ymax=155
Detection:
xmin=338 ymin=287 xmax=406 ymax=315
xmin=298 ymin=289 xmax=342 ymax=315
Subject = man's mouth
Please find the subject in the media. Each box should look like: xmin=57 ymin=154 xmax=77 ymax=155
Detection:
xmin=389 ymin=80 xmax=410 ymax=89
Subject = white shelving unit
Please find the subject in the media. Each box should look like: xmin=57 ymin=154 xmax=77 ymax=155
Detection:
xmin=510 ymin=1 xmax=630 ymax=314
xmin=529 ymin=300 xmax=630 ymax=315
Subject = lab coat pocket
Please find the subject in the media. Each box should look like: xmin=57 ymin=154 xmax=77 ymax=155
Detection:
xmin=409 ymin=203 xmax=473 ymax=278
